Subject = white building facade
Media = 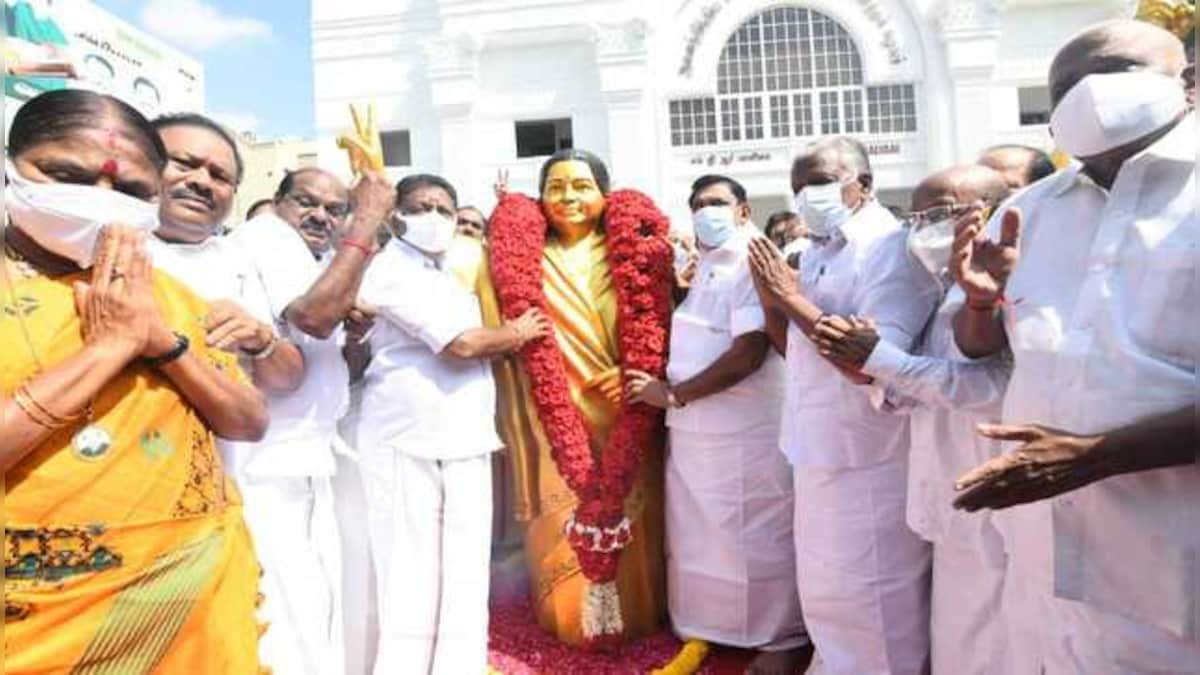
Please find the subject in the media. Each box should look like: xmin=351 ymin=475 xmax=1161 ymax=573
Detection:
xmin=312 ymin=0 xmax=1135 ymax=224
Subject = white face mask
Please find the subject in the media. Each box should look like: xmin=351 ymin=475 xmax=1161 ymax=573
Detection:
xmin=5 ymin=161 xmax=160 ymax=267
xmin=906 ymin=217 xmax=954 ymax=279
xmin=1049 ymin=70 xmax=1187 ymax=159
xmin=691 ymin=205 xmax=739 ymax=249
xmin=397 ymin=209 xmax=456 ymax=254
xmin=794 ymin=181 xmax=853 ymax=239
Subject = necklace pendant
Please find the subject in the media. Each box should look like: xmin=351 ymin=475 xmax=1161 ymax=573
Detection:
xmin=73 ymin=424 xmax=113 ymax=461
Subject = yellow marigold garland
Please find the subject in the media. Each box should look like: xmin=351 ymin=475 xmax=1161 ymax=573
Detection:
xmin=651 ymin=639 xmax=710 ymax=675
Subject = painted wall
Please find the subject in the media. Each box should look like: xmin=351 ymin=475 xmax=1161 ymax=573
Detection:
xmin=311 ymin=0 xmax=1134 ymax=226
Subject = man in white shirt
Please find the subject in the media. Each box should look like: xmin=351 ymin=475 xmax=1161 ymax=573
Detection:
xmin=149 ymin=113 xmax=396 ymax=675
xmin=147 ymin=114 xmax=305 ymax=396
xmin=812 ymin=164 xmax=1014 ymax=674
xmin=355 ymin=173 xmax=548 ymax=675
xmin=749 ymin=137 xmax=940 ymax=674
xmin=949 ymin=20 xmax=1198 ymax=672
xmin=627 ymin=175 xmax=808 ymax=674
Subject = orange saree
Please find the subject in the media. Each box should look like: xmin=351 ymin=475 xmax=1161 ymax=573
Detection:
xmin=2 ymin=270 xmax=262 ymax=674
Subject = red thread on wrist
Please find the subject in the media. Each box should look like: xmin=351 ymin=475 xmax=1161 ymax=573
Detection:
xmin=966 ymin=300 xmax=997 ymax=312
xmin=340 ymin=238 xmax=374 ymax=256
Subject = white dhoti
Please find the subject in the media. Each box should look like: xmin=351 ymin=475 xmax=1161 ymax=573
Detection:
xmin=332 ymin=443 xmax=377 ymax=675
xmin=929 ymin=530 xmax=1006 ymax=675
xmin=666 ymin=426 xmax=806 ymax=650
xmin=240 ymin=473 xmax=344 ymax=675
xmin=360 ymin=447 xmax=493 ymax=675
xmin=795 ymin=455 xmax=931 ymax=675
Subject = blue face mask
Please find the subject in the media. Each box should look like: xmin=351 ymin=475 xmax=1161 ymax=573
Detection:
xmin=692 ymin=205 xmax=739 ymax=248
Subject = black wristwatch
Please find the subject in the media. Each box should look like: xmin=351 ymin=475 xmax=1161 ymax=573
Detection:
xmin=144 ymin=332 xmax=190 ymax=367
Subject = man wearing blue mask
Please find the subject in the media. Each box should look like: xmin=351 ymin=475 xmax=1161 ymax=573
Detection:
xmin=808 ymin=164 xmax=1014 ymax=675
xmin=749 ymin=137 xmax=941 ymax=674
xmin=948 ymin=19 xmax=1198 ymax=672
xmin=627 ymin=174 xmax=808 ymax=674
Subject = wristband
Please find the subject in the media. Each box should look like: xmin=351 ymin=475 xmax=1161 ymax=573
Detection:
xmin=340 ymin=238 xmax=375 ymax=256
xmin=144 ymin=332 xmax=190 ymax=367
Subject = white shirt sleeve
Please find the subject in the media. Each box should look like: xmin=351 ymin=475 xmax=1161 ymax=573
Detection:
xmin=728 ymin=261 xmax=766 ymax=337
xmin=861 ymin=338 xmax=1011 ymax=412
xmin=853 ymin=230 xmax=942 ymax=354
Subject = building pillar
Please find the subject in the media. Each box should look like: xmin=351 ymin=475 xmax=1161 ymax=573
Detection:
xmin=594 ymin=19 xmax=658 ymax=196
xmin=426 ymin=35 xmax=481 ymax=193
xmin=938 ymin=0 xmax=1003 ymax=162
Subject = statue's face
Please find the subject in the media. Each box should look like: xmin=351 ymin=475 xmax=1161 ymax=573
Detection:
xmin=541 ymin=160 xmax=606 ymax=237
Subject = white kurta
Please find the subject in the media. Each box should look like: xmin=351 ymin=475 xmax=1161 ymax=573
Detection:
xmin=861 ymin=284 xmax=1012 ymax=675
xmin=987 ymin=118 xmax=1199 ymax=672
xmin=780 ymin=201 xmax=940 ymax=675
xmin=356 ymin=240 xmax=500 ymax=675
xmin=151 ymin=217 xmax=349 ymax=675
xmin=665 ymin=230 xmax=805 ymax=650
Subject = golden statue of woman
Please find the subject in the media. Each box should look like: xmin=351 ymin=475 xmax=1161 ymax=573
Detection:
xmin=477 ymin=149 xmax=669 ymax=647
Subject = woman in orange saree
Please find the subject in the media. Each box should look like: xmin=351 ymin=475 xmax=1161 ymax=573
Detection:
xmin=2 ymin=90 xmax=268 ymax=674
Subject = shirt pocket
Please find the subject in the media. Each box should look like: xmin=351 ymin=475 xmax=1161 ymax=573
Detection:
xmin=667 ymin=312 xmax=733 ymax=382
xmin=1124 ymin=240 xmax=1197 ymax=369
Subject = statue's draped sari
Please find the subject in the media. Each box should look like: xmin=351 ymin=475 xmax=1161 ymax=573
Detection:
xmin=477 ymin=230 xmax=666 ymax=645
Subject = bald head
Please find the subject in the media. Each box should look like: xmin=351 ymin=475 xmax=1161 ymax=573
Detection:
xmin=1049 ymin=20 xmax=1187 ymax=106
xmin=912 ymin=165 xmax=1010 ymax=214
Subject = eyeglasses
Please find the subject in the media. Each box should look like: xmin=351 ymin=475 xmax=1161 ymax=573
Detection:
xmin=905 ymin=204 xmax=992 ymax=230
xmin=285 ymin=193 xmax=351 ymax=219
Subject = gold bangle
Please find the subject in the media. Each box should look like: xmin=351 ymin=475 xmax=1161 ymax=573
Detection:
xmin=13 ymin=385 xmax=64 ymax=429
xmin=25 ymin=383 xmax=87 ymax=423
xmin=15 ymin=383 xmax=89 ymax=426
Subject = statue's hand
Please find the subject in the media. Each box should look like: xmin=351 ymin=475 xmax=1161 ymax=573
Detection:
xmin=336 ymin=103 xmax=385 ymax=175
xmin=585 ymin=366 xmax=625 ymax=406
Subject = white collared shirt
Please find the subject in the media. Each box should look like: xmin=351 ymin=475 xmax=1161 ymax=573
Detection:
xmin=991 ymin=117 xmax=1198 ymax=640
xmin=861 ymin=283 xmax=1011 ymax=544
xmin=148 ymin=231 xmax=273 ymax=324
xmin=149 ymin=221 xmax=346 ymax=477
xmin=356 ymin=240 xmax=501 ymax=460
xmin=779 ymin=200 xmax=941 ymax=467
xmin=225 ymin=213 xmax=350 ymax=477
xmin=666 ymin=228 xmax=783 ymax=434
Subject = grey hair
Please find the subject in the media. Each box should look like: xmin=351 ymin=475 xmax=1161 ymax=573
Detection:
xmin=801 ymin=136 xmax=872 ymax=178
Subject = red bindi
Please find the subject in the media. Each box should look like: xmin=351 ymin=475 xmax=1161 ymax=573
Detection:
xmin=100 ymin=158 xmax=119 ymax=177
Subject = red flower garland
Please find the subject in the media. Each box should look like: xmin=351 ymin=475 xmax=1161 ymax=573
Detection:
xmin=489 ymin=189 xmax=672 ymax=588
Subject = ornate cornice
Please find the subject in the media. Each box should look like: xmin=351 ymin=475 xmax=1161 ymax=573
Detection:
xmin=936 ymin=0 xmax=1004 ymax=34
xmin=595 ymin=18 xmax=649 ymax=59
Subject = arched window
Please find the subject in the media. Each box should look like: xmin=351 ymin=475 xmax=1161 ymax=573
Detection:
xmin=669 ymin=6 xmax=917 ymax=147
